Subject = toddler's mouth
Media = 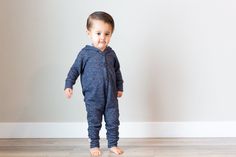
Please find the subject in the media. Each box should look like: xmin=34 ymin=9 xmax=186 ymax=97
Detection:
xmin=100 ymin=41 xmax=106 ymax=44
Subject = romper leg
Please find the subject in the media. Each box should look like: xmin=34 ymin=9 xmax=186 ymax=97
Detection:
xmin=86 ymin=103 xmax=103 ymax=148
xmin=104 ymin=100 xmax=120 ymax=148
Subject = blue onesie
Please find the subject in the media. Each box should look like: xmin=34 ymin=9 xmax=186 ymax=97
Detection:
xmin=65 ymin=45 xmax=123 ymax=148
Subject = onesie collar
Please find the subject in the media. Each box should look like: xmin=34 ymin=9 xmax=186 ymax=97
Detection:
xmin=85 ymin=45 xmax=112 ymax=55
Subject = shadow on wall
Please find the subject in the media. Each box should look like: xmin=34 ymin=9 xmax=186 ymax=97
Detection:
xmin=146 ymin=51 xmax=161 ymax=121
xmin=145 ymin=44 xmax=187 ymax=122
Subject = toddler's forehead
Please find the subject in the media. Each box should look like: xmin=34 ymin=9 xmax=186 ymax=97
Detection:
xmin=90 ymin=19 xmax=113 ymax=31
xmin=91 ymin=19 xmax=110 ymax=25
xmin=91 ymin=21 xmax=112 ymax=29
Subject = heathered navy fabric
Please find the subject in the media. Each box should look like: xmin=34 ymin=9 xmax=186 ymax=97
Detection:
xmin=65 ymin=45 xmax=123 ymax=148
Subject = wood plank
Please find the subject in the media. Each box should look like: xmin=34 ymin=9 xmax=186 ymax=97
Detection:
xmin=0 ymin=138 xmax=235 ymax=157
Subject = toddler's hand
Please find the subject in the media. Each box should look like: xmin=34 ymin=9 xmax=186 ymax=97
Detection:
xmin=65 ymin=88 xmax=73 ymax=99
xmin=117 ymin=91 xmax=123 ymax=98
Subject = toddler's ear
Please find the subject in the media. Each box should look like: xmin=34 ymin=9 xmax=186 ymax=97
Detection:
xmin=86 ymin=30 xmax=90 ymax=36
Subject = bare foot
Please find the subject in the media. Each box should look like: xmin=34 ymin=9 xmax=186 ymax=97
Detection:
xmin=90 ymin=147 xmax=101 ymax=156
xmin=110 ymin=147 xmax=124 ymax=155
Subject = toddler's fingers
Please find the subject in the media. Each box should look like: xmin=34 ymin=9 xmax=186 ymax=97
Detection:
xmin=65 ymin=89 xmax=73 ymax=99
xmin=66 ymin=93 xmax=71 ymax=99
xmin=69 ymin=90 xmax=73 ymax=95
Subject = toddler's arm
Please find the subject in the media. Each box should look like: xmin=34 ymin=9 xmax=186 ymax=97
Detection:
xmin=65 ymin=88 xmax=73 ymax=99
xmin=65 ymin=50 xmax=84 ymax=90
xmin=114 ymin=55 xmax=123 ymax=92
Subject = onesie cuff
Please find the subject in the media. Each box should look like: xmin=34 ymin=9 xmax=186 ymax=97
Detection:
xmin=64 ymin=81 xmax=73 ymax=90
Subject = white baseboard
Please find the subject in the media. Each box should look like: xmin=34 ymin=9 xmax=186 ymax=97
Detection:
xmin=0 ymin=122 xmax=236 ymax=138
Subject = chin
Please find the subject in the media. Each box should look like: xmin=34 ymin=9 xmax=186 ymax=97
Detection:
xmin=99 ymin=46 xmax=106 ymax=50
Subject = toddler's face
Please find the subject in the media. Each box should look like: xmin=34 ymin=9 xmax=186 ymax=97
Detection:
xmin=87 ymin=19 xmax=112 ymax=52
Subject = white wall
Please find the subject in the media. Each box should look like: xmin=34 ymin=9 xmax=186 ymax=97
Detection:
xmin=1 ymin=0 xmax=236 ymax=125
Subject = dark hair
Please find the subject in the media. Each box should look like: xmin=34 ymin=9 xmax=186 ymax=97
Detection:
xmin=86 ymin=11 xmax=115 ymax=33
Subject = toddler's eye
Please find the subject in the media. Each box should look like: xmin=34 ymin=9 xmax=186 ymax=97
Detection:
xmin=97 ymin=32 xmax=101 ymax=35
xmin=105 ymin=33 xmax=110 ymax=36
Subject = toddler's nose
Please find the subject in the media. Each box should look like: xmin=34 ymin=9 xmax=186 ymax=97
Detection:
xmin=100 ymin=34 xmax=105 ymax=40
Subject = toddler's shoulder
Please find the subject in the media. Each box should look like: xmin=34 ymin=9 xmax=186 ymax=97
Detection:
xmin=107 ymin=46 xmax=117 ymax=56
xmin=79 ymin=46 xmax=88 ymax=54
xmin=76 ymin=45 xmax=91 ymax=57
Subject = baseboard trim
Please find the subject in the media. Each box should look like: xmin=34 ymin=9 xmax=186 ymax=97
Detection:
xmin=0 ymin=122 xmax=236 ymax=138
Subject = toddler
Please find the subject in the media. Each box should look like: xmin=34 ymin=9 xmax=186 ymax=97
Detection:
xmin=64 ymin=11 xmax=124 ymax=156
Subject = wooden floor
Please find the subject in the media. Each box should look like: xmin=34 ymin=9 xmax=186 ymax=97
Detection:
xmin=0 ymin=138 xmax=236 ymax=157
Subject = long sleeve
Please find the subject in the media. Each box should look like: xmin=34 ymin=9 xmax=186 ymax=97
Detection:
xmin=114 ymin=55 xmax=123 ymax=91
xmin=64 ymin=52 xmax=84 ymax=89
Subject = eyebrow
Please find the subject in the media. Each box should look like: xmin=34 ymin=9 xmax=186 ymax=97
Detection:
xmin=95 ymin=31 xmax=111 ymax=34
